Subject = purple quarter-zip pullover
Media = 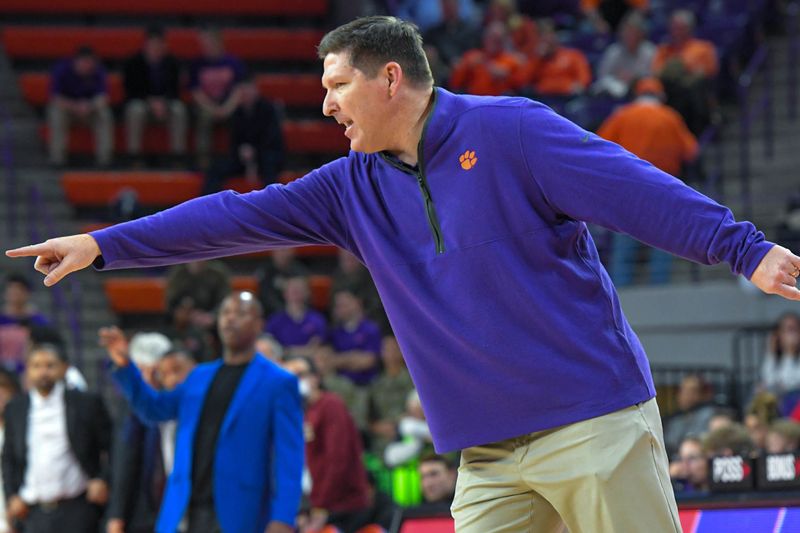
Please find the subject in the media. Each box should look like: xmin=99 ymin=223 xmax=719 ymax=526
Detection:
xmin=91 ymin=88 xmax=773 ymax=452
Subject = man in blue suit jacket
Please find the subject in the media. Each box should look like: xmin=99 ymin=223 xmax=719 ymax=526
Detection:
xmin=101 ymin=291 xmax=303 ymax=533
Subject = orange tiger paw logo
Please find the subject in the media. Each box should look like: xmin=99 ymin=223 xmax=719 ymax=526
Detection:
xmin=459 ymin=150 xmax=477 ymax=170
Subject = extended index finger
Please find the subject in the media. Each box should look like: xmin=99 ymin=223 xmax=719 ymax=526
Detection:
xmin=5 ymin=242 xmax=49 ymax=258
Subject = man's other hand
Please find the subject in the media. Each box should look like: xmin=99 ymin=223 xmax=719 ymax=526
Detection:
xmin=750 ymin=244 xmax=800 ymax=300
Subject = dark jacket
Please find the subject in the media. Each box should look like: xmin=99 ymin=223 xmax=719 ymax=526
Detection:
xmin=123 ymin=52 xmax=181 ymax=101
xmin=107 ymin=412 xmax=164 ymax=530
xmin=1 ymin=387 xmax=112 ymax=499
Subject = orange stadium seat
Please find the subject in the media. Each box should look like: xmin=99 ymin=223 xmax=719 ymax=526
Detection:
xmin=39 ymin=121 xmax=348 ymax=156
xmin=0 ymin=0 xmax=328 ymax=16
xmin=19 ymin=72 xmax=322 ymax=108
xmin=105 ymin=274 xmax=330 ymax=314
xmin=62 ymin=171 xmax=202 ymax=207
xmin=2 ymin=27 xmax=324 ymax=62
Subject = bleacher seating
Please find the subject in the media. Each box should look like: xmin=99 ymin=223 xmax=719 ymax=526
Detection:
xmin=62 ymin=170 xmax=305 ymax=208
xmin=0 ymin=0 xmax=328 ymax=16
xmin=104 ymin=274 xmax=332 ymax=314
xmin=18 ymin=72 xmax=324 ymax=109
xmin=2 ymin=27 xmax=325 ymax=62
xmin=39 ymin=121 xmax=349 ymax=156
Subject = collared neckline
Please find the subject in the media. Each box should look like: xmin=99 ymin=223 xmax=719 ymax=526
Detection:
xmin=30 ymin=380 xmax=65 ymax=407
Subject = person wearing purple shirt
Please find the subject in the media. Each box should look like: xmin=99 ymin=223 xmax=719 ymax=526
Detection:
xmin=47 ymin=46 xmax=113 ymax=167
xmin=190 ymin=28 xmax=246 ymax=165
xmin=9 ymin=16 xmax=800 ymax=533
xmin=266 ymin=276 xmax=327 ymax=358
xmin=327 ymin=289 xmax=382 ymax=386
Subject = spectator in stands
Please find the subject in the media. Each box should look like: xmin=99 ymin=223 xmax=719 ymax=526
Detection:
xmin=203 ymin=75 xmax=284 ymax=195
xmin=594 ymin=12 xmax=655 ymax=98
xmin=659 ymin=57 xmax=713 ymax=136
xmin=102 ymin=292 xmax=303 ymax=533
xmin=761 ymin=313 xmax=800 ymax=394
xmin=395 ymin=0 xmax=479 ymax=34
xmin=513 ymin=19 xmax=592 ymax=98
xmin=3 ymin=343 xmax=111 ymax=533
xmin=266 ymin=276 xmax=327 ymax=358
xmin=332 ymin=250 xmax=387 ymax=334
xmin=598 ymin=77 xmax=697 ymax=180
xmin=255 ymin=333 xmax=284 ymax=363
xmin=282 ymin=356 xmax=371 ymax=533
xmin=483 ymin=0 xmax=517 ymax=27
xmin=581 ymin=0 xmax=648 ymax=34
xmin=329 ymin=288 xmax=383 ymax=386
xmin=123 ymin=26 xmax=186 ymax=165
xmin=0 ymin=274 xmax=49 ymax=373
xmin=708 ymin=408 xmax=737 ymax=433
xmin=703 ymin=423 xmax=754 ymax=457
xmin=415 ymin=454 xmax=457 ymax=513
xmin=384 ymin=390 xmax=433 ymax=468
xmin=449 ymin=22 xmax=523 ymax=96
xmin=162 ymin=296 xmax=214 ymax=363
xmin=662 ymin=373 xmax=715 ymax=457
xmin=107 ymin=333 xmax=173 ymax=533
xmin=765 ymin=419 xmax=800 ymax=454
xmin=669 ymin=436 xmax=709 ymax=494
xmin=0 ymin=369 xmax=20 ymax=533
xmin=0 ymin=274 xmax=49 ymax=327
xmin=745 ymin=392 xmax=781 ymax=450
xmin=312 ymin=345 xmax=368 ymax=431
xmin=368 ymin=336 xmax=414 ymax=456
xmin=190 ymin=27 xmax=246 ymax=166
xmin=165 ymin=260 xmax=231 ymax=330
xmin=422 ymin=0 xmax=481 ymax=71
xmin=257 ymin=248 xmax=309 ymax=317
xmin=47 ymin=46 xmax=113 ymax=167
xmin=652 ymin=10 xmax=718 ymax=79
xmin=508 ymin=14 xmax=539 ymax=58
xmin=597 ymin=77 xmax=698 ymax=286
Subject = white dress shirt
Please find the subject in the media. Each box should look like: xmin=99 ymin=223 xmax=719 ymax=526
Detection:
xmin=159 ymin=420 xmax=177 ymax=475
xmin=0 ymin=428 xmax=9 ymax=533
xmin=19 ymin=382 xmax=88 ymax=504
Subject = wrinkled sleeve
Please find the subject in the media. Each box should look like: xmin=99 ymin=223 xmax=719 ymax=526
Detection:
xmin=518 ymin=101 xmax=774 ymax=279
xmin=91 ymin=159 xmax=352 ymax=270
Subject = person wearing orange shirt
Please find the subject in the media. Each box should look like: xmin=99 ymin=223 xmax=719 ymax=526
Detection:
xmin=513 ymin=19 xmax=592 ymax=97
xmin=449 ymin=21 xmax=523 ymax=96
xmin=597 ymin=77 xmax=698 ymax=286
xmin=597 ymin=77 xmax=698 ymax=176
xmin=652 ymin=10 xmax=718 ymax=79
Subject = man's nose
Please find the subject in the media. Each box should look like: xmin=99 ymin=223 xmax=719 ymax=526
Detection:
xmin=322 ymin=91 xmax=337 ymax=117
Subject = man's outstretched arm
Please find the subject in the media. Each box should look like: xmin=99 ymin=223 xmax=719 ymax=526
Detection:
xmin=518 ymin=102 xmax=800 ymax=301
xmin=6 ymin=161 xmax=352 ymax=286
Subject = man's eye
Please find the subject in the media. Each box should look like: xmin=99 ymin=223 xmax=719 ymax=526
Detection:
xmin=336 ymin=82 xmax=347 ymax=89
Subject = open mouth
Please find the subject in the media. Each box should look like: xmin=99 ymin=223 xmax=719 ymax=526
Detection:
xmin=341 ymin=120 xmax=354 ymax=137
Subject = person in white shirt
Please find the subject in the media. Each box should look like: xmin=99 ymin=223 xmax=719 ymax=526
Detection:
xmin=1 ymin=343 xmax=111 ymax=533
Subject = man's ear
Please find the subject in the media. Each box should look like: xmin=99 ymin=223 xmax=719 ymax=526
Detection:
xmin=385 ymin=62 xmax=404 ymax=96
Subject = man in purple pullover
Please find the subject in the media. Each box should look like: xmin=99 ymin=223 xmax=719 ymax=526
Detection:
xmin=8 ymin=16 xmax=800 ymax=533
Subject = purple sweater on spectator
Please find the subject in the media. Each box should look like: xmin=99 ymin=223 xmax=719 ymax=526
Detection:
xmin=50 ymin=59 xmax=108 ymax=100
xmin=266 ymin=309 xmax=327 ymax=347
xmin=90 ymin=88 xmax=774 ymax=452
xmin=328 ymin=318 xmax=382 ymax=386
xmin=190 ymin=55 xmax=245 ymax=103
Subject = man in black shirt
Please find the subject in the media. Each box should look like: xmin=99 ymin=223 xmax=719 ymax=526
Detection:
xmin=101 ymin=292 xmax=303 ymax=533
xmin=203 ymin=75 xmax=284 ymax=195
xmin=123 ymin=26 xmax=187 ymax=161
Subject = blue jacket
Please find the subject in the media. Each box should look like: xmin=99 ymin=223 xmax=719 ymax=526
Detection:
xmin=94 ymin=88 xmax=774 ymax=453
xmin=112 ymin=355 xmax=303 ymax=533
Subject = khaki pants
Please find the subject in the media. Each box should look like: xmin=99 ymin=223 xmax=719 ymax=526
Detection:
xmin=124 ymin=99 xmax=187 ymax=155
xmin=451 ymin=399 xmax=681 ymax=533
xmin=47 ymin=102 xmax=113 ymax=165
